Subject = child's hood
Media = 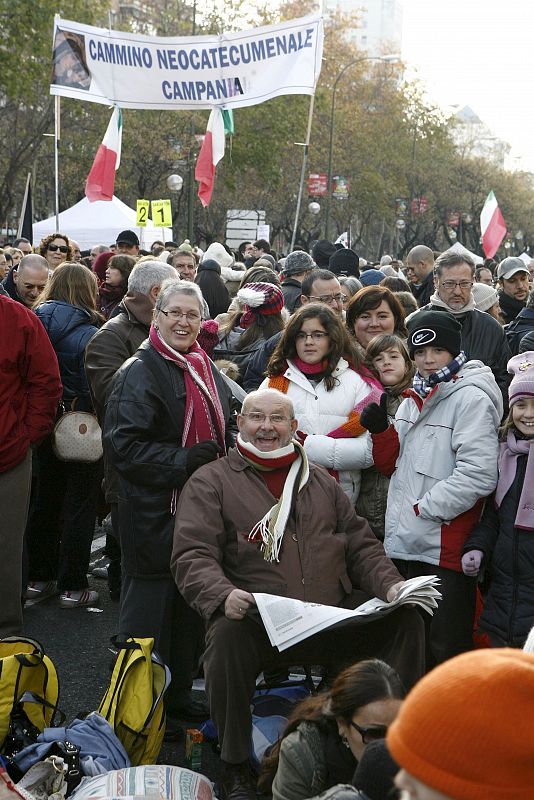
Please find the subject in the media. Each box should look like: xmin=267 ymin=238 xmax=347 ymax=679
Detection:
xmin=438 ymin=359 xmax=504 ymax=418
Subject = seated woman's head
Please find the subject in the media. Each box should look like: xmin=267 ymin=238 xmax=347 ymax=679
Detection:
xmin=268 ymin=303 xmax=358 ymax=389
xmin=330 ymin=659 xmax=405 ymax=762
xmin=259 ymin=659 xmax=405 ymax=794
xmin=153 ymin=279 xmax=204 ymax=353
xmin=346 ymin=286 xmax=407 ymax=349
xmin=365 ymin=334 xmax=414 ymax=392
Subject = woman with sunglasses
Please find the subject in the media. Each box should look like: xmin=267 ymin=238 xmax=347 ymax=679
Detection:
xmin=262 ymin=303 xmax=382 ymax=503
xmin=260 ymin=659 xmax=405 ymax=800
xmin=39 ymin=232 xmax=73 ymax=270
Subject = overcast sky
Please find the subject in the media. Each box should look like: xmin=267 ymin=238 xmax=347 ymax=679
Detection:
xmin=401 ymin=0 xmax=533 ymax=170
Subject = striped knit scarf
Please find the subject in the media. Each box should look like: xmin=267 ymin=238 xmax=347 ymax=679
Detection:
xmin=237 ymin=435 xmax=309 ymax=562
xmin=412 ymin=351 xmax=467 ymax=398
xmin=268 ymin=361 xmax=382 ymax=439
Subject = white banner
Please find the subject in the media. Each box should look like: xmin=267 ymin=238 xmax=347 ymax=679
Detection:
xmin=50 ymin=14 xmax=324 ymax=110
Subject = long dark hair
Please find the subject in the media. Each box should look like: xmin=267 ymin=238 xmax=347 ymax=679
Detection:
xmin=220 ymin=267 xmax=284 ymax=351
xmin=258 ymin=659 xmax=405 ymax=793
xmin=267 ymin=303 xmax=360 ymax=391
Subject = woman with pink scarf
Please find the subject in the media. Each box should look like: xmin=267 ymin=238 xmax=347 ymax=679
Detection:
xmin=103 ymin=278 xmax=236 ymax=735
xmin=462 ymin=352 xmax=534 ymax=647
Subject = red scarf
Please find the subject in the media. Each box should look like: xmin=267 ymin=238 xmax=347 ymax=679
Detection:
xmin=268 ymin=360 xmax=383 ymax=439
xmin=149 ymin=325 xmax=226 ymax=452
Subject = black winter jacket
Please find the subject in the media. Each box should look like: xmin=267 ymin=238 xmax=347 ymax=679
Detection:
xmin=243 ymin=330 xmax=283 ymax=392
xmin=35 ymin=300 xmax=99 ymax=409
xmin=103 ymin=340 xmax=237 ymax=579
xmin=412 ymin=270 xmax=434 ymax=308
xmin=281 ymin=278 xmax=303 ymax=313
xmin=505 ymin=308 xmax=534 ymax=356
xmin=464 ymin=455 xmax=531 ymax=646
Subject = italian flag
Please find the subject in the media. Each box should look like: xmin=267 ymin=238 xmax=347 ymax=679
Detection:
xmin=480 ymin=190 xmax=507 ymax=258
xmin=195 ymin=109 xmax=233 ymax=207
xmin=85 ymin=107 xmax=122 ymax=202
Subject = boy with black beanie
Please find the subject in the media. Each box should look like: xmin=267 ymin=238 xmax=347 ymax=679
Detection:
xmin=361 ymin=310 xmax=503 ymax=669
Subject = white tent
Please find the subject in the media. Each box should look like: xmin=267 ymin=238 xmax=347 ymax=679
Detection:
xmin=446 ymin=241 xmax=483 ymax=265
xmin=32 ymin=195 xmax=172 ymax=250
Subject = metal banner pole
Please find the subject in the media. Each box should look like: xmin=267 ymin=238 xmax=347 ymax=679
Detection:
xmin=290 ymin=92 xmax=315 ymax=253
xmin=54 ymin=96 xmax=60 ymax=230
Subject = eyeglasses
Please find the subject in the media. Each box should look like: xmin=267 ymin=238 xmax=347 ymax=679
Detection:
xmin=308 ymin=293 xmax=344 ymax=305
xmin=440 ymin=280 xmax=473 ymax=290
xmin=350 ymin=721 xmax=388 ymax=744
xmin=159 ymin=309 xmax=201 ymax=323
xmin=295 ymin=331 xmax=328 ymax=342
xmin=47 ymin=244 xmax=68 ymax=253
xmin=240 ymin=412 xmax=292 ymax=424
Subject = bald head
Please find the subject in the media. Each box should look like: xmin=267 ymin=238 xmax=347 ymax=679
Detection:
xmin=69 ymin=239 xmax=81 ymax=261
xmin=406 ymin=245 xmax=434 ymax=281
xmin=242 ymin=388 xmax=295 ymax=418
xmin=18 ymin=254 xmax=49 ymax=274
xmin=14 ymin=255 xmax=49 ymax=307
xmin=238 ymin=389 xmax=298 ymax=451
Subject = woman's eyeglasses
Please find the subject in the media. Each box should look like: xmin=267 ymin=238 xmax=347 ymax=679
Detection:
xmin=47 ymin=244 xmax=69 ymax=253
xmin=350 ymin=721 xmax=388 ymax=744
xmin=295 ymin=331 xmax=328 ymax=342
xmin=159 ymin=309 xmax=201 ymax=323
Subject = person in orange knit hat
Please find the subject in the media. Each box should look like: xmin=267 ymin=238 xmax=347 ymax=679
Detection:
xmin=387 ymin=648 xmax=534 ymax=799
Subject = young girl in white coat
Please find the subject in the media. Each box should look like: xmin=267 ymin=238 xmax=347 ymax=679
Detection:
xmin=462 ymin=352 xmax=534 ymax=647
xmin=261 ymin=303 xmax=381 ymax=504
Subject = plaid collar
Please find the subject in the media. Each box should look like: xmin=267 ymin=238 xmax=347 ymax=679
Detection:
xmin=412 ymin=351 xmax=467 ymax=398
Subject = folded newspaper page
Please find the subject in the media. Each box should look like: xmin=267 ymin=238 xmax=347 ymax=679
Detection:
xmin=253 ymin=575 xmax=441 ymax=652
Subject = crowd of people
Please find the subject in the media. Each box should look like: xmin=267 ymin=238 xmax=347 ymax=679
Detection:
xmin=2 ymin=229 xmax=534 ymax=800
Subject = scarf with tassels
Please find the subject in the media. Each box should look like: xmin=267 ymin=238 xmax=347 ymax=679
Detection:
xmin=268 ymin=359 xmax=383 ymax=439
xmin=149 ymin=325 xmax=226 ymax=452
xmin=412 ymin=351 xmax=467 ymax=398
xmin=237 ymin=435 xmax=309 ymax=562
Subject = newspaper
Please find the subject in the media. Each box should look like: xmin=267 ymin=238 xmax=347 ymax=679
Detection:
xmin=253 ymin=575 xmax=441 ymax=652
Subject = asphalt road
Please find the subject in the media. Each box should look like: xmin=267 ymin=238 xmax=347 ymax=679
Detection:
xmin=22 ymin=528 xmax=222 ymax=786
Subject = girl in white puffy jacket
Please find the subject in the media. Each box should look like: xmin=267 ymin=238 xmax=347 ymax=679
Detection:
xmin=260 ymin=303 xmax=382 ymax=503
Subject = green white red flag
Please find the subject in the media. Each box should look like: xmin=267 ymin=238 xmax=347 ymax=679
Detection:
xmin=85 ymin=107 xmax=122 ymax=202
xmin=195 ymin=109 xmax=233 ymax=207
xmin=480 ymin=190 xmax=506 ymax=259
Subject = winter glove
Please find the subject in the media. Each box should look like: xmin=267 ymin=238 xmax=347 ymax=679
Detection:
xmin=461 ymin=549 xmax=484 ymax=576
xmin=186 ymin=441 xmax=220 ymax=476
xmin=360 ymin=393 xmax=389 ymax=434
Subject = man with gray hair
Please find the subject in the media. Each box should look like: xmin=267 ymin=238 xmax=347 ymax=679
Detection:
xmin=405 ymin=244 xmax=434 ymax=307
xmin=89 ymin=244 xmax=110 ymax=264
xmin=85 ymin=259 xmax=177 ymax=599
xmin=410 ymin=250 xmax=511 ymax=407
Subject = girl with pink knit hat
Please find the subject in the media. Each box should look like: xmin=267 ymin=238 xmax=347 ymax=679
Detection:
xmin=462 ymin=352 xmax=534 ymax=647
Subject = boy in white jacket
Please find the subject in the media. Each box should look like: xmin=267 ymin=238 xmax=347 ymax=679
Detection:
xmin=361 ymin=310 xmax=503 ymax=667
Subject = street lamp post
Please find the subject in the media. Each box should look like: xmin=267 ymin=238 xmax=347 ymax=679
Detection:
xmin=324 ymin=54 xmax=398 ymax=241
